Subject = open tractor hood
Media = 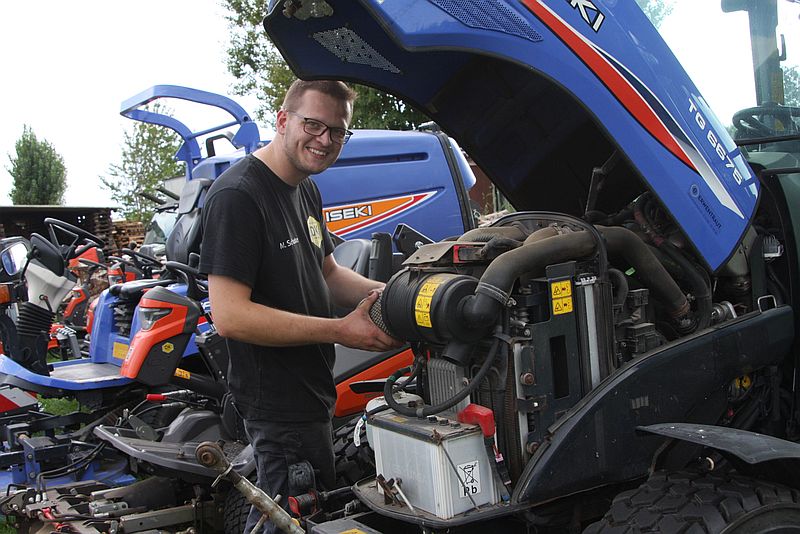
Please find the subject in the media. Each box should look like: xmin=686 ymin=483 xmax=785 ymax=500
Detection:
xmin=264 ymin=0 xmax=758 ymax=272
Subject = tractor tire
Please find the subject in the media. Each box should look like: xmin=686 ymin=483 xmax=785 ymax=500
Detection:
xmin=224 ymin=483 xmax=252 ymax=534
xmin=583 ymin=470 xmax=800 ymax=534
xmin=333 ymin=415 xmax=374 ymax=488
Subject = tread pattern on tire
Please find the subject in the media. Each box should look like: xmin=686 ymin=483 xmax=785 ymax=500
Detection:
xmin=583 ymin=470 xmax=800 ymax=534
xmin=224 ymin=482 xmax=251 ymax=534
xmin=333 ymin=416 xmax=375 ymax=488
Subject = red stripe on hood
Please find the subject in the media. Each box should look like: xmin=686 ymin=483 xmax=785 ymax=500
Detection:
xmin=521 ymin=0 xmax=694 ymax=169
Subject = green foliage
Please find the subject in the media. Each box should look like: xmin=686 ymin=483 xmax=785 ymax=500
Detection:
xmin=223 ymin=0 xmax=427 ymax=129
xmin=785 ymin=66 xmax=800 ymax=106
xmin=38 ymin=395 xmax=81 ymax=416
xmin=636 ymin=0 xmax=674 ymax=28
xmin=7 ymin=125 xmax=67 ymax=205
xmin=101 ymin=103 xmax=183 ymax=223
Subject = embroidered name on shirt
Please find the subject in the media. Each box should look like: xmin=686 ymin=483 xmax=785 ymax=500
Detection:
xmin=280 ymin=237 xmax=300 ymax=250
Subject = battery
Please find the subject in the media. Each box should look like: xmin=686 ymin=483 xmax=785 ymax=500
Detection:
xmin=370 ymin=410 xmax=499 ymax=519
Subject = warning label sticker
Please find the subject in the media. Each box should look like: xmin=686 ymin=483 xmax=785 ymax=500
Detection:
xmin=113 ymin=342 xmax=129 ymax=359
xmin=550 ymin=280 xmax=572 ymax=298
xmin=457 ymin=460 xmax=481 ymax=498
xmin=174 ymin=368 xmax=191 ymax=380
xmin=414 ymin=275 xmax=448 ymax=328
xmin=553 ymin=296 xmax=574 ymax=315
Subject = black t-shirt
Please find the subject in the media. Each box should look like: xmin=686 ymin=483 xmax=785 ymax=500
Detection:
xmin=199 ymin=154 xmax=336 ymax=422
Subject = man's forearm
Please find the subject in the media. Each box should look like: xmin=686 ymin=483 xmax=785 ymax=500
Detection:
xmin=325 ymin=263 xmax=384 ymax=308
xmin=213 ymin=299 xmax=344 ymax=347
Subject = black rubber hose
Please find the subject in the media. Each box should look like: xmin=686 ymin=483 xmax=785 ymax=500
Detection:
xmin=658 ymin=242 xmax=712 ymax=330
xmin=608 ymin=268 xmax=629 ymax=307
xmin=523 ymin=226 xmax=560 ymax=245
xmin=596 ymin=226 xmax=690 ymax=319
xmin=462 ymin=232 xmax=597 ymax=328
xmin=383 ymin=333 xmax=502 ymax=418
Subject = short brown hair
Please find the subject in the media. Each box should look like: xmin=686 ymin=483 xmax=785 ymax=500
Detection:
xmin=282 ymin=79 xmax=358 ymax=114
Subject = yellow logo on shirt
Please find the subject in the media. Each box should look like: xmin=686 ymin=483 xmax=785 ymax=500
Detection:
xmin=307 ymin=216 xmax=323 ymax=249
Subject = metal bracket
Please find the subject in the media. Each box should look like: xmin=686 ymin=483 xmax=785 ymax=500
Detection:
xmin=517 ymin=396 xmax=547 ymax=413
xmin=758 ymin=294 xmax=777 ymax=312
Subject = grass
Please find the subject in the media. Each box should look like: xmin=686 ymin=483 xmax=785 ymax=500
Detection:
xmin=38 ymin=395 xmax=81 ymax=416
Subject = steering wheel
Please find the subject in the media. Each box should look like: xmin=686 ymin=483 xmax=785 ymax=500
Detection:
xmin=43 ymin=218 xmax=105 ymax=259
xmin=121 ymin=248 xmax=161 ymax=268
xmin=165 ymin=261 xmax=207 ymax=301
xmin=78 ymin=258 xmax=107 ymax=272
xmin=120 ymin=248 xmax=163 ymax=278
xmin=733 ymin=105 xmax=800 ymax=139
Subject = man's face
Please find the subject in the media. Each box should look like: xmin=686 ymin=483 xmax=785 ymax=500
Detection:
xmin=279 ymin=89 xmax=352 ymax=177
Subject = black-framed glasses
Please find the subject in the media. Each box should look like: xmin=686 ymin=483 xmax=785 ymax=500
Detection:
xmin=285 ymin=110 xmax=353 ymax=144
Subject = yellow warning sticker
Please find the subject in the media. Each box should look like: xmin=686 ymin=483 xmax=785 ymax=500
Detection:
xmin=415 ymin=310 xmax=432 ymax=328
xmin=174 ymin=368 xmax=191 ymax=380
xmin=162 ymin=342 xmax=174 ymax=354
xmin=414 ymin=275 xmax=448 ymax=328
xmin=113 ymin=342 xmax=129 ymax=359
xmin=553 ymin=296 xmax=574 ymax=315
xmin=415 ymin=295 xmax=432 ymax=312
xmin=550 ymin=280 xmax=572 ymax=298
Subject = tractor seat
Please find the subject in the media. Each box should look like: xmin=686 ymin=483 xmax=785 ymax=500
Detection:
xmin=331 ymin=239 xmax=372 ymax=317
xmin=109 ymin=278 xmax=174 ymax=300
xmin=166 ymin=178 xmax=213 ymax=264
xmin=332 ymin=238 xmax=371 ymax=278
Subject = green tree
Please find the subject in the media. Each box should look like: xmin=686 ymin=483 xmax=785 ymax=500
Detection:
xmin=636 ymin=0 xmax=674 ymax=28
xmin=223 ymin=0 xmax=427 ymax=129
xmin=7 ymin=126 xmax=67 ymax=205
xmin=101 ymin=104 xmax=183 ymax=222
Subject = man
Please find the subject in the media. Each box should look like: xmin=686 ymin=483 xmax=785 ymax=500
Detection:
xmin=198 ymin=79 xmax=400 ymax=533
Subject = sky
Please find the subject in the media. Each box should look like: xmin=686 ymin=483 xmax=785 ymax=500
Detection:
xmin=0 ymin=1 xmax=265 ymax=208
xmin=0 ymin=1 xmax=798 ymax=210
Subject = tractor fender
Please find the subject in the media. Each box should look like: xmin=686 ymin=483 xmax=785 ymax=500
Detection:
xmin=640 ymin=422 xmax=800 ymax=489
xmin=639 ymin=423 xmax=800 ymax=465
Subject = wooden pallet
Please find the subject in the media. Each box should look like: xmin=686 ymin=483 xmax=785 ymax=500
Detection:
xmin=112 ymin=221 xmax=145 ymax=251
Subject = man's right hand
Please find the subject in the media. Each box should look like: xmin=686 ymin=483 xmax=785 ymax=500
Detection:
xmin=337 ymin=291 xmax=403 ymax=352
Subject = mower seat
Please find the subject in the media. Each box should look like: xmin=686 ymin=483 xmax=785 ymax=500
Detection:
xmin=109 ymin=278 xmax=174 ymax=301
xmin=332 ymin=238 xmax=371 ymax=277
xmin=166 ymin=179 xmax=213 ymax=264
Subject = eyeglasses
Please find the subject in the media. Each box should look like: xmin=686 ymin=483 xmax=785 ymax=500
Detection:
xmin=285 ymin=110 xmax=353 ymax=144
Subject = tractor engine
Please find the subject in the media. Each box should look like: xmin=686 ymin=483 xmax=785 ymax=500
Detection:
xmin=366 ymin=210 xmax=706 ymax=518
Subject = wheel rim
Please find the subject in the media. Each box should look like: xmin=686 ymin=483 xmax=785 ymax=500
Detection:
xmin=722 ymin=504 xmax=800 ymax=534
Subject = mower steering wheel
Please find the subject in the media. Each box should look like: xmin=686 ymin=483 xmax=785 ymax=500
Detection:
xmin=43 ymin=218 xmax=106 ymax=258
xmin=121 ymin=248 xmax=161 ymax=268
xmin=78 ymin=258 xmax=107 ymax=271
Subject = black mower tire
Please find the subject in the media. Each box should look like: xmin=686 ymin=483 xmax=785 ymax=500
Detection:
xmin=583 ymin=470 xmax=800 ymax=534
xmin=333 ymin=415 xmax=375 ymax=488
xmin=224 ymin=482 xmax=252 ymax=534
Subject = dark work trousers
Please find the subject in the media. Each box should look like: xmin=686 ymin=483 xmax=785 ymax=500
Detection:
xmin=243 ymin=418 xmax=335 ymax=534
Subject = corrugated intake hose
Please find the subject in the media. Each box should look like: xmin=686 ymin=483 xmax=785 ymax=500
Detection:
xmin=457 ymin=225 xmax=529 ymax=242
xmin=462 ymin=231 xmax=597 ymax=328
xmin=522 ymin=226 xmax=560 ymax=245
xmin=595 ymin=226 xmax=690 ymax=319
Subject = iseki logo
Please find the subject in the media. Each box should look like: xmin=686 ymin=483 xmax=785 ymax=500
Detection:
xmin=568 ymin=0 xmax=605 ymax=32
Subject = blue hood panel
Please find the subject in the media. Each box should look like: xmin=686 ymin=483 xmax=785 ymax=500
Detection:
xmin=265 ymin=0 xmax=758 ymax=271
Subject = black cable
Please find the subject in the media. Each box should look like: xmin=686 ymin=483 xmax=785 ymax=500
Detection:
xmin=36 ymin=442 xmax=107 ymax=493
xmin=383 ymin=329 xmax=502 ymax=418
